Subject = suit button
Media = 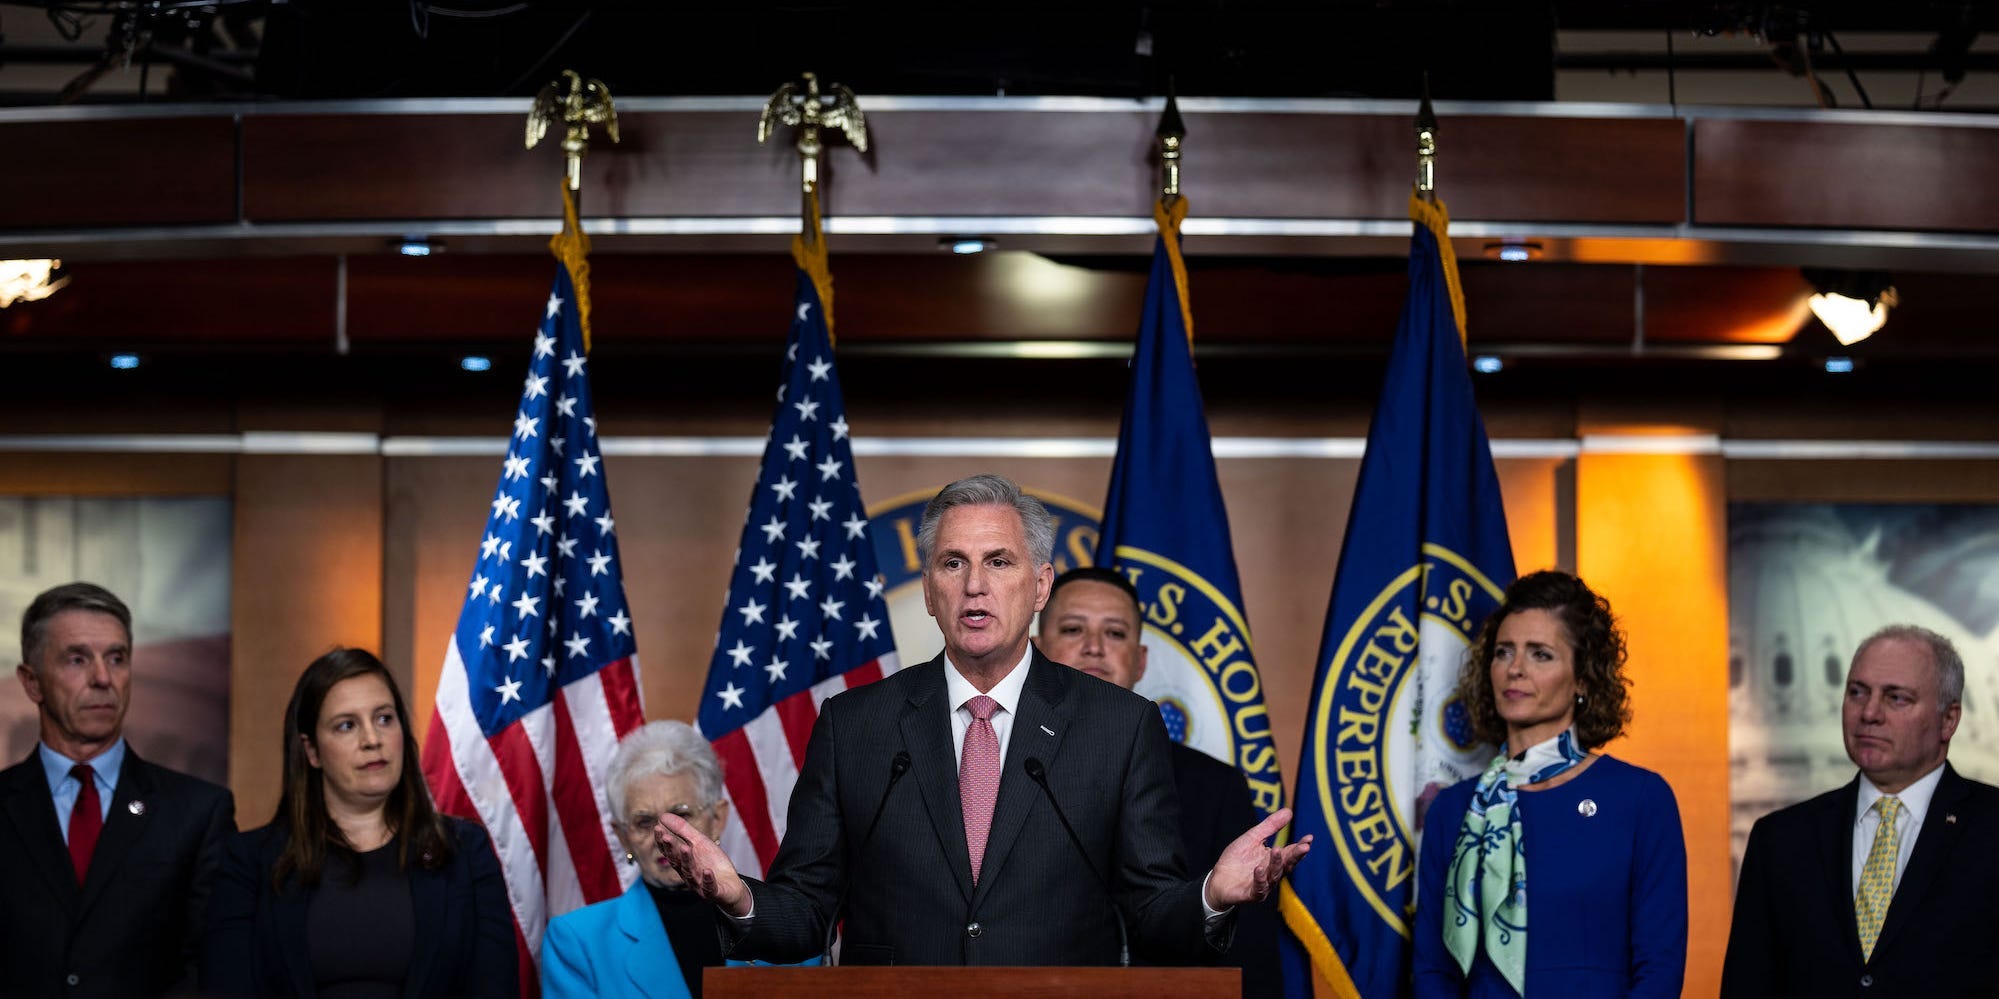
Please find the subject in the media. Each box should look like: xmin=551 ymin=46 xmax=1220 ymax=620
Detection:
xmin=1861 ymin=975 xmax=1873 ymax=987
xmin=966 ymin=922 xmax=983 ymax=938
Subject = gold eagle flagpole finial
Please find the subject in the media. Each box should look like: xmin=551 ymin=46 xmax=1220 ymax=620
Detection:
xmin=527 ymin=69 xmax=617 ymax=351
xmin=759 ymin=71 xmax=866 ymax=333
xmin=527 ymin=69 xmax=620 ymax=193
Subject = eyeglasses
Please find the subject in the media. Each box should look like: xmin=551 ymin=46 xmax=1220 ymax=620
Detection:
xmin=627 ymin=803 xmax=714 ymax=830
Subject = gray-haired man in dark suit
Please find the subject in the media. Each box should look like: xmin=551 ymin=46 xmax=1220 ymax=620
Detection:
xmin=0 ymin=582 xmax=235 ymax=998
xmin=660 ymin=473 xmax=1310 ymax=967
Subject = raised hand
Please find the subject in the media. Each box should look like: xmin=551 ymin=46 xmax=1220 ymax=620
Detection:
xmin=1204 ymin=807 xmax=1312 ymax=910
xmin=656 ymin=813 xmax=752 ymax=917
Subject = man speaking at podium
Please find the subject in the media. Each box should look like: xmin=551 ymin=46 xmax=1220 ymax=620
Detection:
xmin=658 ymin=474 xmax=1308 ymax=967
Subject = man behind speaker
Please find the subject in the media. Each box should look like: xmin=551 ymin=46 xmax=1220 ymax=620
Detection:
xmin=1722 ymin=624 xmax=1999 ymax=998
xmin=658 ymin=473 xmax=1309 ymax=968
xmin=0 ymin=582 xmax=236 ymax=998
xmin=1036 ymin=566 xmax=1283 ymax=996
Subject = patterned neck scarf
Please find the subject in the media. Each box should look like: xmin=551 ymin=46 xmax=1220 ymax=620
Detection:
xmin=1442 ymin=728 xmax=1588 ymax=996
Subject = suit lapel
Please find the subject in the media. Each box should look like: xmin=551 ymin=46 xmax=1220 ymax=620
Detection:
xmin=971 ymin=654 xmax=1071 ymax=912
xmin=618 ymin=884 xmax=672 ymax=998
xmin=0 ymin=755 xmax=78 ymax=907
xmin=404 ymin=850 xmax=449 ymax=999
xmin=76 ymin=751 xmax=158 ymax=916
xmin=1821 ymin=778 xmax=1864 ymax=961
xmin=898 ymin=657 xmax=974 ymax=906
xmin=1873 ymin=764 xmax=1970 ymax=960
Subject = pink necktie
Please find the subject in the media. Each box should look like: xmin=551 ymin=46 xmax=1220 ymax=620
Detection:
xmin=960 ymin=695 xmax=1001 ymax=884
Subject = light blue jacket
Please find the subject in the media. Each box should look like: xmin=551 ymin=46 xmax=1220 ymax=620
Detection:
xmin=541 ymin=882 xmax=693 ymax=999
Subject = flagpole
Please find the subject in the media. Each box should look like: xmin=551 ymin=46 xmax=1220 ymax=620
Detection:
xmin=1153 ymin=84 xmax=1195 ymax=344
xmin=1415 ymin=71 xmax=1438 ymax=204
xmin=527 ymin=69 xmax=619 ymax=353
xmin=759 ymin=72 xmax=868 ymax=337
xmin=1409 ymin=72 xmax=1467 ymax=343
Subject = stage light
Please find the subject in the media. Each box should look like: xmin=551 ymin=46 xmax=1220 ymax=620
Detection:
xmin=1802 ymin=268 xmax=1896 ymax=346
xmin=1483 ymin=241 xmax=1541 ymax=263
xmin=1824 ymin=357 xmax=1855 ymax=373
xmin=1 ymin=259 xmax=69 ymax=307
xmin=460 ymin=355 xmax=493 ymax=372
xmin=109 ymin=353 xmax=140 ymax=370
xmin=1472 ymin=355 xmax=1503 ymax=373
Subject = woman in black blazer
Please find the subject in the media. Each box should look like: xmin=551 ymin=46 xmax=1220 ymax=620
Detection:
xmin=200 ymin=648 xmax=516 ymax=998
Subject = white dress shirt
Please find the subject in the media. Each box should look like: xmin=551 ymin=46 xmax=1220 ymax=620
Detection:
xmin=943 ymin=645 xmax=1033 ymax=769
xmin=1852 ymin=760 xmax=1947 ymax=896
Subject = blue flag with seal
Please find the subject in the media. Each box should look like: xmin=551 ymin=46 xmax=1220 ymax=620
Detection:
xmin=1279 ymin=194 xmax=1516 ymax=999
xmin=1094 ymin=197 xmax=1285 ymax=820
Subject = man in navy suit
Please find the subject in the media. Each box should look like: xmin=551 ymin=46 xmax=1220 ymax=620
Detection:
xmin=1036 ymin=566 xmax=1284 ymax=995
xmin=0 ymin=582 xmax=235 ymax=999
xmin=660 ymin=474 xmax=1309 ymax=967
xmin=1723 ymin=624 xmax=1999 ymax=998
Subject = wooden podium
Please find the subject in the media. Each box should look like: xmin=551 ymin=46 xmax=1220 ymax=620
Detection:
xmin=707 ymin=965 xmax=1239 ymax=998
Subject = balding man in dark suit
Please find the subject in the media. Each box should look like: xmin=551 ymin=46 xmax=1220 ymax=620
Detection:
xmin=659 ymin=473 xmax=1310 ymax=969
xmin=1723 ymin=624 xmax=1999 ymax=998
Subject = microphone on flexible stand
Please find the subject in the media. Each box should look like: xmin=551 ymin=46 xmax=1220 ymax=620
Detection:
xmin=1023 ymin=757 xmax=1129 ymax=967
xmin=822 ymin=749 xmax=911 ymax=966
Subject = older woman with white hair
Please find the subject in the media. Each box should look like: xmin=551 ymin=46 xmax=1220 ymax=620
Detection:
xmin=542 ymin=721 xmax=728 ymax=999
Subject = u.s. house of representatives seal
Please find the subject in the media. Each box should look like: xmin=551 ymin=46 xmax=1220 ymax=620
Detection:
xmin=867 ymin=488 xmax=1275 ymax=808
xmin=1312 ymin=542 xmax=1504 ymax=933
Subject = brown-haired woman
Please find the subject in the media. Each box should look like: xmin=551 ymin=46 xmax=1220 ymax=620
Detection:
xmin=200 ymin=648 xmax=516 ymax=998
xmin=1413 ymin=570 xmax=1687 ymax=998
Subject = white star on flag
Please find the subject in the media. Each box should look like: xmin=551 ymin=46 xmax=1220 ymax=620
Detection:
xmin=494 ymin=676 xmax=524 ymax=704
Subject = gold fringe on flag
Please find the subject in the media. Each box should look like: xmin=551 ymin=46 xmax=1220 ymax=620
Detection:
xmin=1154 ymin=196 xmax=1195 ymax=344
xmin=1409 ymin=191 xmax=1469 ymax=345
xmin=548 ymin=180 xmax=596 ymax=353
xmin=792 ymin=189 xmax=837 ymax=342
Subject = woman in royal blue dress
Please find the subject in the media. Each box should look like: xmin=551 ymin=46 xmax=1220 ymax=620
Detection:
xmin=1414 ymin=570 xmax=1687 ymax=998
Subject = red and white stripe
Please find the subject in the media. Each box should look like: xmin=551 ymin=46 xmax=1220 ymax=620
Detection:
xmin=707 ymin=652 xmax=897 ymax=877
xmin=422 ymin=635 xmax=645 ymax=977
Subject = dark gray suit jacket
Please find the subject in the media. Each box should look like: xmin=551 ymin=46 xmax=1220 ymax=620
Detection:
xmin=0 ymin=747 xmax=235 ymax=999
xmin=730 ymin=650 xmax=1213 ymax=966
xmin=1721 ymin=763 xmax=1999 ymax=999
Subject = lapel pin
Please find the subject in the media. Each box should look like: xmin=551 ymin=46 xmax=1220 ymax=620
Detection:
xmin=128 ymin=800 xmax=146 ymax=816
xmin=1577 ymin=799 xmax=1598 ymax=818
xmin=1947 ymin=814 xmax=1958 ymax=824
xmin=1039 ymin=724 xmax=1055 ymax=737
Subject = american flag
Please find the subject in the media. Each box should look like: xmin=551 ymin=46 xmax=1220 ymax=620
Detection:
xmin=421 ymin=262 xmax=645 ymax=984
xmin=699 ymin=268 xmax=899 ymax=877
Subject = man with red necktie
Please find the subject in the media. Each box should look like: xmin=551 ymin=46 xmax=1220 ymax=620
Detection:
xmin=0 ymin=583 xmax=235 ymax=998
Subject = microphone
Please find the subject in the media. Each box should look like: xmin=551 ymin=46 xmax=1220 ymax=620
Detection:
xmin=1024 ymin=757 xmax=1128 ymax=968
xmin=822 ymin=750 xmax=911 ymax=966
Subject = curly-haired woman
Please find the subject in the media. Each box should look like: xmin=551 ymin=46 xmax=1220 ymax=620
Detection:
xmin=1413 ymin=570 xmax=1688 ymax=998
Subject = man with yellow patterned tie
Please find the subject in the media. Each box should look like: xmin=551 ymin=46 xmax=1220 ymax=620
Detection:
xmin=1722 ymin=625 xmax=1999 ymax=998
